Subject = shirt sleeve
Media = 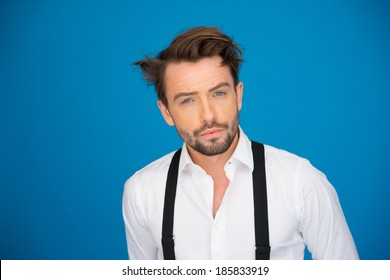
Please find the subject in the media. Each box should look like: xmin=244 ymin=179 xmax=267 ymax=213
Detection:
xmin=122 ymin=173 xmax=158 ymax=260
xmin=297 ymin=159 xmax=359 ymax=260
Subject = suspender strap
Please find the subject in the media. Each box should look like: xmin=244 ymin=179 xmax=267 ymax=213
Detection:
xmin=161 ymin=149 xmax=181 ymax=260
xmin=251 ymin=141 xmax=271 ymax=260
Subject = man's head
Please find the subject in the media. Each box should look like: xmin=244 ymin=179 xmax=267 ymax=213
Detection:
xmin=135 ymin=27 xmax=244 ymax=157
xmin=134 ymin=26 xmax=243 ymax=107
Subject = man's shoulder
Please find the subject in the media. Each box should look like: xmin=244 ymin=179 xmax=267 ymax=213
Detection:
xmin=137 ymin=150 xmax=178 ymax=176
xmin=262 ymin=143 xmax=326 ymax=183
xmin=260 ymin=143 xmax=314 ymax=178
xmin=124 ymin=149 xmax=179 ymax=191
xmin=263 ymin=144 xmax=306 ymax=164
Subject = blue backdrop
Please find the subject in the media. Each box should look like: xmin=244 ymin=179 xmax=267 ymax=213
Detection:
xmin=1 ymin=0 xmax=389 ymax=260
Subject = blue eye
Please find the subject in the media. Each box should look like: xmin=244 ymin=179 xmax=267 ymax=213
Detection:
xmin=214 ymin=91 xmax=226 ymax=97
xmin=181 ymin=98 xmax=193 ymax=105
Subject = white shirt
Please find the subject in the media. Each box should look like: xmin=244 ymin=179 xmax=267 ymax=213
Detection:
xmin=122 ymin=128 xmax=359 ymax=260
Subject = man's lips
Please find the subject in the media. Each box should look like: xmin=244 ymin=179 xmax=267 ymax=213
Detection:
xmin=200 ymin=128 xmax=224 ymax=138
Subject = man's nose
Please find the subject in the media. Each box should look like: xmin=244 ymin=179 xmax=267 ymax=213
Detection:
xmin=200 ymin=99 xmax=216 ymax=124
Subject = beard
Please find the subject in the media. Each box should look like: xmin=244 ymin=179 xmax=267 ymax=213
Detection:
xmin=175 ymin=113 xmax=239 ymax=157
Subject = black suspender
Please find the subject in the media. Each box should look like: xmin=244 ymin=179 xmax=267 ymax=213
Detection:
xmin=161 ymin=148 xmax=182 ymax=260
xmin=161 ymin=141 xmax=270 ymax=260
xmin=251 ymin=141 xmax=271 ymax=260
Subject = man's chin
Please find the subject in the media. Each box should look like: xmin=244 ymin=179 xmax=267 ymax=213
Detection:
xmin=197 ymin=137 xmax=224 ymax=148
xmin=192 ymin=140 xmax=231 ymax=157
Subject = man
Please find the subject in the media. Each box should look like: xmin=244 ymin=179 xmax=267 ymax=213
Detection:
xmin=123 ymin=26 xmax=359 ymax=260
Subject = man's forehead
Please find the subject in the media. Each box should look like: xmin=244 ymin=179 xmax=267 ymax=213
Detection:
xmin=164 ymin=56 xmax=234 ymax=91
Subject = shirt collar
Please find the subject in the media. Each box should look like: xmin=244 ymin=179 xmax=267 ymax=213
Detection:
xmin=178 ymin=142 xmax=194 ymax=174
xmin=229 ymin=127 xmax=254 ymax=171
xmin=178 ymin=126 xmax=254 ymax=174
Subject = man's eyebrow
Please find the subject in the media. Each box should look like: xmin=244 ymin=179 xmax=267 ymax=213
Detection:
xmin=173 ymin=91 xmax=199 ymax=102
xmin=208 ymin=82 xmax=231 ymax=92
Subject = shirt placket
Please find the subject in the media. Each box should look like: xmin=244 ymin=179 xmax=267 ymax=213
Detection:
xmin=210 ymin=160 xmax=236 ymax=259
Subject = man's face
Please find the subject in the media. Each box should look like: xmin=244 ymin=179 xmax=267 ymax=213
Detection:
xmin=158 ymin=56 xmax=243 ymax=157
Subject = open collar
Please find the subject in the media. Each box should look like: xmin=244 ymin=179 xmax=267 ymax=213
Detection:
xmin=178 ymin=126 xmax=254 ymax=174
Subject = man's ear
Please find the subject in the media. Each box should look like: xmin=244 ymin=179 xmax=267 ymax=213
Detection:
xmin=157 ymin=100 xmax=175 ymax=126
xmin=236 ymin=82 xmax=243 ymax=111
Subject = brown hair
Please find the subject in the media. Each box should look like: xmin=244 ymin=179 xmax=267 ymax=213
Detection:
xmin=134 ymin=26 xmax=244 ymax=106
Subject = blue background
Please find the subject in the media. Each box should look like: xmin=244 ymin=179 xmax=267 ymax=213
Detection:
xmin=1 ymin=0 xmax=389 ymax=260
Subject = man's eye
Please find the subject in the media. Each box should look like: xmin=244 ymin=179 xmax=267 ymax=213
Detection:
xmin=181 ymin=98 xmax=193 ymax=105
xmin=214 ymin=91 xmax=226 ymax=97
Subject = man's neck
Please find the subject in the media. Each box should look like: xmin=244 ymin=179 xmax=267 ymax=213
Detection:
xmin=186 ymin=132 xmax=239 ymax=176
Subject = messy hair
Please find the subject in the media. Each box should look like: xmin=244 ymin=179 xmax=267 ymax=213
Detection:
xmin=134 ymin=26 xmax=244 ymax=106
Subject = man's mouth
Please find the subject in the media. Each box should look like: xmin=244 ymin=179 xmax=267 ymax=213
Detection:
xmin=200 ymin=128 xmax=224 ymax=139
